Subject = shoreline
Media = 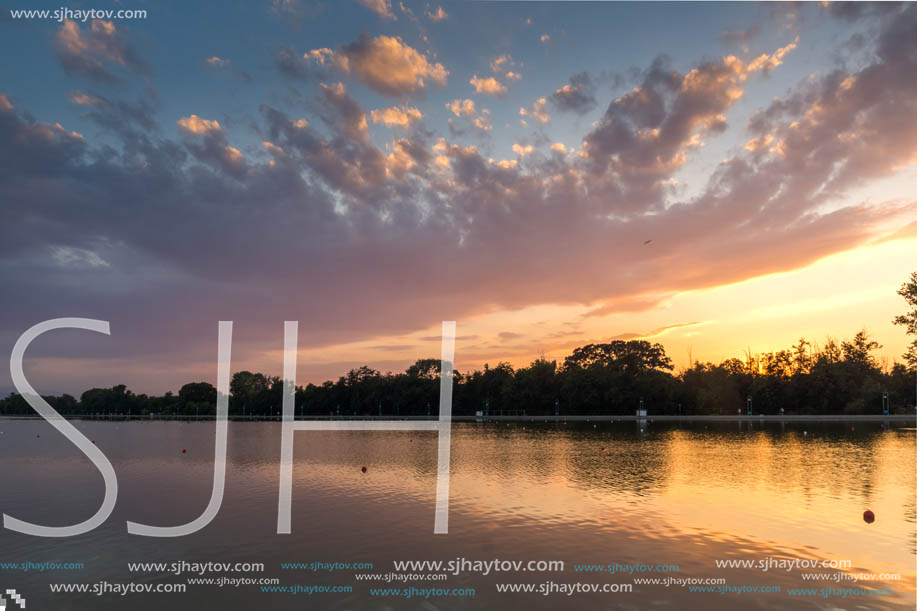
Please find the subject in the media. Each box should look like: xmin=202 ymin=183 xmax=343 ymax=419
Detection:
xmin=1 ymin=414 xmax=914 ymax=422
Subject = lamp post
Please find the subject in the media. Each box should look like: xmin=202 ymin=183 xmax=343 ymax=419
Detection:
xmin=746 ymin=395 xmax=752 ymax=416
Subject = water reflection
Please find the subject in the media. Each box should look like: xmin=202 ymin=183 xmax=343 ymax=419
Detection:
xmin=0 ymin=420 xmax=913 ymax=610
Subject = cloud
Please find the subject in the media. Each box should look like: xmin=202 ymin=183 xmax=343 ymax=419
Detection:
xmin=318 ymin=82 xmax=369 ymax=141
xmin=204 ymin=56 xmax=252 ymax=82
xmin=747 ymin=36 xmax=798 ymax=73
xmin=1 ymin=7 xmax=915 ymax=392
xmin=299 ymin=34 xmax=449 ymax=97
xmin=446 ymin=98 xmax=476 ymax=117
xmin=472 ymin=110 xmax=492 ymax=132
xmin=819 ymin=1 xmax=899 ymax=22
xmin=69 ymin=90 xmax=100 ymax=106
xmin=370 ymin=105 xmax=423 ymax=127
xmin=69 ymin=91 xmax=157 ymax=138
xmin=608 ymin=321 xmax=706 ymax=341
xmin=577 ymin=41 xmax=801 ymax=211
xmin=550 ymin=72 xmax=597 ymax=115
xmin=447 ymin=99 xmax=490 ymax=133
xmin=51 ymin=245 xmax=111 ymax=269
xmin=54 ymin=19 xmax=149 ymax=82
xmin=0 ymin=93 xmax=13 ymax=112
xmin=426 ymin=6 xmax=448 ymax=22
xmin=274 ymin=46 xmax=310 ymax=80
xmin=175 ymin=114 xmax=248 ymax=178
xmin=489 ymin=54 xmax=514 ymax=73
xmin=520 ymin=97 xmax=550 ymax=124
xmin=470 ymin=75 xmax=507 ymax=96
xmin=358 ymin=0 xmax=396 ymax=20
xmin=177 ymin=114 xmax=222 ymax=135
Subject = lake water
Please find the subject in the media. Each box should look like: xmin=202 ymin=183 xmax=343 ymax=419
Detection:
xmin=0 ymin=419 xmax=914 ymax=609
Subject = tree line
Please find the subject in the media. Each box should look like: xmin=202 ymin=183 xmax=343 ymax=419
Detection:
xmin=0 ymin=331 xmax=913 ymax=418
xmin=2 ymin=273 xmax=915 ymax=418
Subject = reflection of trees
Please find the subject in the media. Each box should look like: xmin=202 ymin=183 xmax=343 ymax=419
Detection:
xmin=557 ymin=424 xmax=672 ymax=497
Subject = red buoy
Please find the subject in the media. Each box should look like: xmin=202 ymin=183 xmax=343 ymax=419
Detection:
xmin=92 ymin=440 xmax=96 ymax=444
xmin=182 ymin=449 xmax=187 ymax=454
xmin=851 ymin=426 xmax=855 ymax=431
xmin=863 ymin=509 xmax=875 ymax=523
xmin=36 ymin=434 xmax=40 ymax=438
xmin=361 ymin=466 xmax=367 ymax=473
xmin=600 ymin=446 xmax=605 ymax=451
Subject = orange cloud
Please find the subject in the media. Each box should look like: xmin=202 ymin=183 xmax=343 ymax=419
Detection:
xmin=446 ymin=98 xmax=476 ymax=117
xmin=489 ymin=54 xmax=514 ymax=73
xmin=370 ymin=105 xmax=423 ymax=127
xmin=520 ymin=97 xmax=550 ymax=124
xmin=177 ymin=114 xmax=222 ymax=135
xmin=748 ymin=36 xmax=799 ymax=72
xmin=426 ymin=6 xmax=448 ymax=21
xmin=358 ymin=0 xmax=396 ymax=20
xmin=339 ymin=34 xmax=448 ymax=97
xmin=470 ymin=75 xmax=507 ymax=96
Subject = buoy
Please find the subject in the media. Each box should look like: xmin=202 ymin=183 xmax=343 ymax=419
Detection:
xmin=361 ymin=466 xmax=367 ymax=473
xmin=600 ymin=446 xmax=605 ymax=451
xmin=92 ymin=440 xmax=96 ymax=444
xmin=36 ymin=434 xmax=40 ymax=438
xmin=182 ymin=449 xmax=187 ymax=454
xmin=863 ymin=509 xmax=875 ymax=523
xmin=851 ymin=426 xmax=855 ymax=431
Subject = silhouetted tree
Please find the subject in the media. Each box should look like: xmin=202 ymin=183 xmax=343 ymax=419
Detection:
xmin=893 ymin=272 xmax=917 ymax=368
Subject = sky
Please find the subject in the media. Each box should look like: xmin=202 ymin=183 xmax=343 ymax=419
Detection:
xmin=0 ymin=0 xmax=915 ymax=395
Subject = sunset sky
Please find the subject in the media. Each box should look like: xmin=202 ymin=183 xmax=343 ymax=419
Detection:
xmin=1 ymin=1 xmax=915 ymax=395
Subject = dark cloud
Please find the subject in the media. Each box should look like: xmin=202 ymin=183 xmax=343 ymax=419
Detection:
xmin=274 ymin=46 xmax=326 ymax=82
xmin=549 ymin=72 xmax=597 ymax=115
xmin=54 ymin=19 xmax=150 ymax=83
xmin=821 ymin=1 xmax=900 ymax=22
